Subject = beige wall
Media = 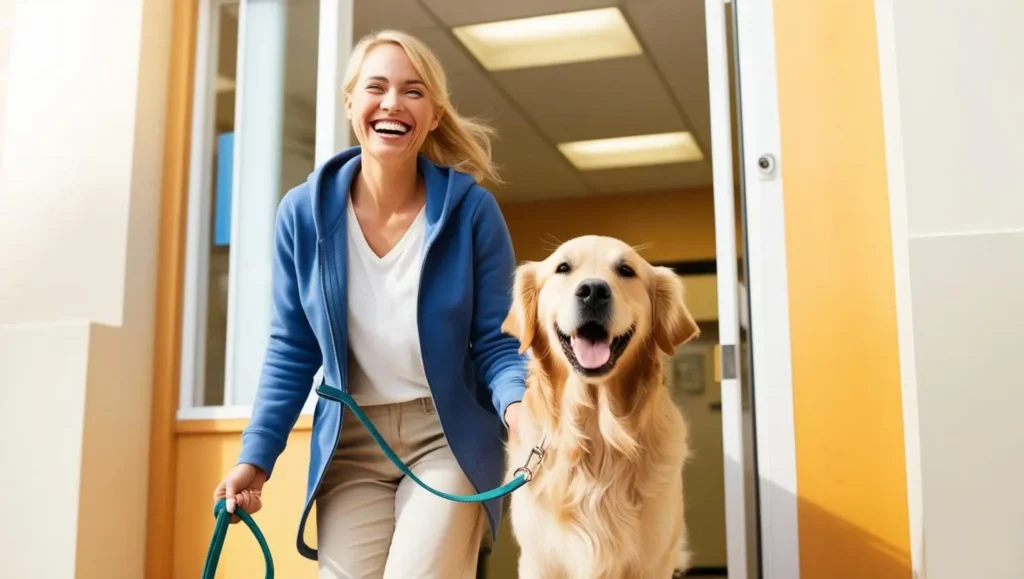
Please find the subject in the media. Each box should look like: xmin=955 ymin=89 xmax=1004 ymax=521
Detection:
xmin=879 ymin=0 xmax=1024 ymax=576
xmin=0 ymin=0 xmax=171 ymax=576
xmin=0 ymin=1 xmax=10 ymax=164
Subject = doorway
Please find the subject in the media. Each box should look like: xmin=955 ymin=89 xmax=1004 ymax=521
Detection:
xmin=181 ymin=0 xmax=800 ymax=576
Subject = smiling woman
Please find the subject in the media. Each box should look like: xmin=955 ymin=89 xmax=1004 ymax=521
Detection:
xmin=211 ymin=28 xmax=529 ymax=579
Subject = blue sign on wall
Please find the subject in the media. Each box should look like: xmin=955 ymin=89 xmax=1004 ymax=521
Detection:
xmin=214 ymin=132 xmax=234 ymax=247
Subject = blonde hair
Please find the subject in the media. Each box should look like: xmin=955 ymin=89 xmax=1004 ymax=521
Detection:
xmin=343 ymin=30 xmax=501 ymax=185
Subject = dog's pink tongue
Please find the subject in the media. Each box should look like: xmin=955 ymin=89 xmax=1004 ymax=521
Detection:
xmin=571 ymin=337 xmax=611 ymax=369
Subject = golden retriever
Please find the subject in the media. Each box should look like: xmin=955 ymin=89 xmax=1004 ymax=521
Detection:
xmin=501 ymin=235 xmax=700 ymax=579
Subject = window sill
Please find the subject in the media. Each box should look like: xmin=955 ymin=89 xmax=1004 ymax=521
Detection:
xmin=175 ymin=404 xmax=315 ymax=434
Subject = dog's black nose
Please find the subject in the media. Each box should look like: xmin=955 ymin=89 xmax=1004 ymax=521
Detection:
xmin=575 ymin=279 xmax=611 ymax=308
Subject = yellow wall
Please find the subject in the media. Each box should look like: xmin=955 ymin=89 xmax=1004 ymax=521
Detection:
xmin=773 ymin=1 xmax=912 ymax=577
xmin=172 ymin=421 xmax=318 ymax=577
xmin=500 ymin=188 xmax=717 ymax=263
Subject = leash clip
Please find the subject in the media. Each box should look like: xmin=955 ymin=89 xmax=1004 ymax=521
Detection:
xmin=513 ymin=437 xmax=547 ymax=482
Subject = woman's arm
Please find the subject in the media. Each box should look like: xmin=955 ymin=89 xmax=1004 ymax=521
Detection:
xmin=236 ymin=194 xmax=323 ymax=478
xmin=468 ymin=189 xmax=528 ymax=426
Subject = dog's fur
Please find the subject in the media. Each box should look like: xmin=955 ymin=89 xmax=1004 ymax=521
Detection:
xmin=502 ymin=235 xmax=700 ymax=579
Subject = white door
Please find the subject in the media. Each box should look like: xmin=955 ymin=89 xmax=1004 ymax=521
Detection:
xmin=704 ymin=1 xmax=806 ymax=577
xmin=704 ymin=1 xmax=759 ymax=576
xmin=706 ymin=1 xmax=801 ymax=578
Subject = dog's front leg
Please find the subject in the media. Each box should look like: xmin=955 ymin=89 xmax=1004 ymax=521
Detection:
xmin=517 ymin=552 xmax=557 ymax=579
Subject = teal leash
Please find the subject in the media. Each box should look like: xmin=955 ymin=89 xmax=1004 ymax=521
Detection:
xmin=203 ymin=498 xmax=274 ymax=579
xmin=201 ymin=385 xmax=542 ymax=576
xmin=316 ymin=383 xmax=546 ymax=503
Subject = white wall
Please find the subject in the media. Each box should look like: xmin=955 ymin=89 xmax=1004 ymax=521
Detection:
xmin=878 ymin=1 xmax=1024 ymax=577
xmin=0 ymin=0 xmax=171 ymax=576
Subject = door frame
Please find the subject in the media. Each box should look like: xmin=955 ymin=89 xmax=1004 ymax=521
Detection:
xmin=149 ymin=0 xmax=803 ymax=575
xmin=730 ymin=0 xmax=802 ymax=577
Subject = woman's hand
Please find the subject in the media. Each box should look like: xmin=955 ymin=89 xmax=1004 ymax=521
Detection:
xmin=504 ymin=402 xmax=522 ymax=441
xmin=213 ymin=463 xmax=268 ymax=523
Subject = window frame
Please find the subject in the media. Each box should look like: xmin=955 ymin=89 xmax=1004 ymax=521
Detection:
xmin=178 ymin=0 xmax=349 ymax=421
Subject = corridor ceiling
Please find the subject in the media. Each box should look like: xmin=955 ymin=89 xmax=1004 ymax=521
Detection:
xmin=356 ymin=0 xmax=713 ymax=202
xmin=232 ymin=0 xmax=715 ymax=203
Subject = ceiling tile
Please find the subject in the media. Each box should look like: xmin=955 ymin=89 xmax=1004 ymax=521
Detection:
xmin=579 ymin=161 xmax=712 ymax=196
xmin=354 ymin=0 xmax=436 ymax=34
xmin=495 ymin=56 xmax=687 ymax=143
xmin=489 ymin=121 xmax=590 ymax=201
xmin=404 ymin=27 xmax=482 ymax=76
xmin=625 ymin=0 xmax=712 ymax=153
xmin=446 ymin=71 xmax=517 ymax=123
xmin=419 ymin=0 xmax=615 ymax=28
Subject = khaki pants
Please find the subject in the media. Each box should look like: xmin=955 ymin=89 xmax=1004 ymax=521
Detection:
xmin=316 ymin=398 xmax=487 ymax=579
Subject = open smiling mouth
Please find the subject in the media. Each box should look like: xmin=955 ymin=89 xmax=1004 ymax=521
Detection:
xmin=556 ymin=321 xmax=636 ymax=377
xmin=371 ymin=119 xmax=411 ymax=137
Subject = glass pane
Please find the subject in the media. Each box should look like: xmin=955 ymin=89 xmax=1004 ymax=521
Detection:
xmin=200 ymin=1 xmax=239 ymax=407
xmin=199 ymin=0 xmax=320 ymax=407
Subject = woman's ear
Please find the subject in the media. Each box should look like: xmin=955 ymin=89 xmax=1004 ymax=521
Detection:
xmin=650 ymin=266 xmax=700 ymax=355
xmin=502 ymin=263 xmax=539 ymax=354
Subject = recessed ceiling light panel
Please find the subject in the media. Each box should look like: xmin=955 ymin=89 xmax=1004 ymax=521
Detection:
xmin=558 ymin=132 xmax=704 ymax=171
xmin=452 ymin=8 xmax=643 ymax=71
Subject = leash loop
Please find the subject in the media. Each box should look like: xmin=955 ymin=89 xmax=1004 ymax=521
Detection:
xmin=202 ymin=498 xmax=274 ymax=579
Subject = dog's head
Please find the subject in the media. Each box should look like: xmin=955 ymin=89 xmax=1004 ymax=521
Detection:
xmin=503 ymin=235 xmax=700 ymax=381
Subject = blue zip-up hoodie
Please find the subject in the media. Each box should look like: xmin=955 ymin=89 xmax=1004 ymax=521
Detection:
xmin=236 ymin=146 xmax=528 ymax=560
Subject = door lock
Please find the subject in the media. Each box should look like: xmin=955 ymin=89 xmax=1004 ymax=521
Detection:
xmin=757 ymin=154 xmax=776 ymax=179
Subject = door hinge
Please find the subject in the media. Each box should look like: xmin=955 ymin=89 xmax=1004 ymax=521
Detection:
xmin=720 ymin=344 xmax=737 ymax=380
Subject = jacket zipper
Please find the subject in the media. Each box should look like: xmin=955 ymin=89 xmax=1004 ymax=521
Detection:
xmin=302 ymin=239 xmax=345 ymax=541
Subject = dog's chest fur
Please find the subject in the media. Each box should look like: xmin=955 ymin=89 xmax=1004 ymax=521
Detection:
xmin=512 ymin=389 xmax=680 ymax=578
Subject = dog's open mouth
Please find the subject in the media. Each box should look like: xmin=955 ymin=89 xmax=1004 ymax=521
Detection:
xmin=556 ymin=321 xmax=636 ymax=377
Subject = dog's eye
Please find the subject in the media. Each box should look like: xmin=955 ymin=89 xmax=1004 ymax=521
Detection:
xmin=617 ymin=264 xmax=637 ymax=278
xmin=555 ymin=262 xmax=571 ymax=274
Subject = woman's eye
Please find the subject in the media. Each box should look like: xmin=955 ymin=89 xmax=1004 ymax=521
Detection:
xmin=406 ymin=89 xmax=423 ymax=97
xmin=617 ymin=264 xmax=636 ymax=278
xmin=555 ymin=262 xmax=571 ymax=274
xmin=366 ymin=84 xmax=384 ymax=93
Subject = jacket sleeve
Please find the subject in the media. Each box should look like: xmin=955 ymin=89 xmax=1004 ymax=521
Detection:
xmin=469 ymin=189 xmax=528 ymax=426
xmin=236 ymin=194 xmax=323 ymax=478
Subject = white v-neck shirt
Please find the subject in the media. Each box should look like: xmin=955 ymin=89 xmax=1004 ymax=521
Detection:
xmin=345 ymin=196 xmax=431 ymax=406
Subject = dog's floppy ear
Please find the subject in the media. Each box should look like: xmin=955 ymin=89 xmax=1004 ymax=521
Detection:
xmin=503 ymin=263 xmax=539 ymax=354
xmin=651 ymin=266 xmax=700 ymax=355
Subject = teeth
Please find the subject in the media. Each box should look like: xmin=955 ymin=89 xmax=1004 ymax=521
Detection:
xmin=373 ymin=121 xmax=409 ymax=134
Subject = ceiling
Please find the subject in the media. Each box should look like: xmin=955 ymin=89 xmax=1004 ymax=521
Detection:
xmin=220 ymin=0 xmax=714 ymax=203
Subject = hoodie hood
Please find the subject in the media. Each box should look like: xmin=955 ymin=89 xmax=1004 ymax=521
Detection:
xmin=304 ymin=145 xmax=480 ymax=245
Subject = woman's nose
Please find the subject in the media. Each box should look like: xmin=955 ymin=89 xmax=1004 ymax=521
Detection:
xmin=381 ymin=89 xmax=401 ymax=112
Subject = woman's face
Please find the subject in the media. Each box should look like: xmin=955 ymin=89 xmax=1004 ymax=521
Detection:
xmin=346 ymin=43 xmax=440 ymax=164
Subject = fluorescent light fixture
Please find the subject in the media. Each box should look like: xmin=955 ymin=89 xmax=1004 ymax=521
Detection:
xmin=558 ymin=132 xmax=704 ymax=171
xmin=452 ymin=8 xmax=642 ymax=71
